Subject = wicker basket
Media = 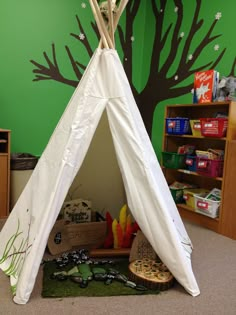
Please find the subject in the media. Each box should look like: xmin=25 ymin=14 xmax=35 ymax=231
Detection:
xmin=11 ymin=153 xmax=38 ymax=170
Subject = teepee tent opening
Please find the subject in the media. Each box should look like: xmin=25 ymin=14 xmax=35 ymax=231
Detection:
xmin=0 ymin=0 xmax=200 ymax=304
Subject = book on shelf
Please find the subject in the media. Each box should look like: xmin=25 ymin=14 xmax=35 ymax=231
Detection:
xmin=193 ymin=69 xmax=219 ymax=103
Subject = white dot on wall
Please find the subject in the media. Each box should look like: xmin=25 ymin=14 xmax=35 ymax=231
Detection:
xmin=215 ymin=12 xmax=222 ymax=20
xmin=79 ymin=33 xmax=85 ymax=40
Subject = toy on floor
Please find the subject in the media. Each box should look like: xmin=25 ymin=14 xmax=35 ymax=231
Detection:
xmin=48 ymin=249 xmax=147 ymax=291
xmin=103 ymin=204 xmax=140 ymax=249
xmin=51 ymin=264 xmax=147 ymax=291
xmin=129 ymin=258 xmax=174 ymax=291
xmin=128 ymin=231 xmax=175 ymax=291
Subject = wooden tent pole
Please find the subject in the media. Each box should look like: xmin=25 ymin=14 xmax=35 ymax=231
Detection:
xmin=113 ymin=0 xmax=129 ymax=31
xmin=89 ymin=0 xmax=109 ymax=48
xmin=89 ymin=0 xmax=129 ymax=49
xmin=91 ymin=0 xmax=114 ymax=49
xmin=98 ymin=39 xmax=103 ymax=48
xmin=107 ymin=0 xmax=115 ymax=47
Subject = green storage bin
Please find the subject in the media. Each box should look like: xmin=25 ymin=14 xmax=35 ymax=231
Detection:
xmin=170 ymin=187 xmax=184 ymax=203
xmin=162 ymin=152 xmax=186 ymax=169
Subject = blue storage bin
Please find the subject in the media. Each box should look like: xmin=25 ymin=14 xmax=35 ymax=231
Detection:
xmin=165 ymin=118 xmax=190 ymax=135
xmin=185 ymin=155 xmax=197 ymax=171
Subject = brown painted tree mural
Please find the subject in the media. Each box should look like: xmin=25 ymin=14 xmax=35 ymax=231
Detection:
xmin=30 ymin=0 xmax=236 ymax=136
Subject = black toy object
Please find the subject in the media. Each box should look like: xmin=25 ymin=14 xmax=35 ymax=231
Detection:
xmin=48 ymin=249 xmax=147 ymax=291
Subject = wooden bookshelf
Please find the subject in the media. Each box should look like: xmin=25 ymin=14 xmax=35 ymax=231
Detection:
xmin=162 ymin=102 xmax=236 ymax=239
xmin=0 ymin=129 xmax=11 ymax=218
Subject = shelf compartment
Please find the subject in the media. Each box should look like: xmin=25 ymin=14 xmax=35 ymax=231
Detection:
xmin=165 ymin=134 xmax=226 ymax=140
xmin=164 ymin=136 xmax=226 ymax=154
xmin=170 ymin=168 xmax=223 ymax=181
xmin=177 ymin=204 xmax=219 ymax=233
xmin=200 ymin=118 xmax=228 ymax=138
xmin=196 ymin=158 xmax=224 ymax=178
xmin=162 ymin=152 xmax=186 ymax=169
xmin=0 ymin=129 xmax=10 ymax=218
xmin=165 ymin=117 xmax=190 ymax=135
xmin=0 ymin=139 xmax=9 ymax=154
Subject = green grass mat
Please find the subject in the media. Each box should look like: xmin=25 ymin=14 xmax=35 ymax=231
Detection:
xmin=42 ymin=259 xmax=161 ymax=298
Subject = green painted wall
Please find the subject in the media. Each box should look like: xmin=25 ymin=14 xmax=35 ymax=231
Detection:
xmin=0 ymin=0 xmax=102 ymax=155
xmin=0 ymin=0 xmax=235 ymax=159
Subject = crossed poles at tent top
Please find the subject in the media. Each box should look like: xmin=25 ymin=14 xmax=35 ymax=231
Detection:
xmin=89 ymin=0 xmax=129 ymax=49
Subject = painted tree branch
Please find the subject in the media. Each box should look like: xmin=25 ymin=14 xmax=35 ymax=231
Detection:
xmin=229 ymin=57 xmax=236 ymax=76
xmin=118 ymin=0 xmax=141 ymax=97
xmin=30 ymin=43 xmax=79 ymax=87
xmin=70 ymin=15 xmax=94 ymax=57
xmin=123 ymin=0 xmax=140 ymax=78
xmin=91 ymin=21 xmax=101 ymax=41
xmin=30 ymin=15 xmax=97 ymax=87
xmin=184 ymin=21 xmax=222 ymax=74
xmin=148 ymin=0 xmax=167 ymax=84
xmin=149 ymin=0 xmax=226 ymax=94
xmin=175 ymin=1 xmax=223 ymax=81
xmin=159 ymin=0 xmax=183 ymax=76
xmin=176 ymin=0 xmax=203 ymax=73
xmin=65 ymin=46 xmax=84 ymax=83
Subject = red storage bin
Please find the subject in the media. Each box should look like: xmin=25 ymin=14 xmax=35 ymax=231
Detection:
xmin=200 ymin=118 xmax=228 ymax=137
xmin=196 ymin=157 xmax=224 ymax=177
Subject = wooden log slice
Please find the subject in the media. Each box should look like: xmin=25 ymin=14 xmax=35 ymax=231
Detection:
xmin=129 ymin=258 xmax=174 ymax=291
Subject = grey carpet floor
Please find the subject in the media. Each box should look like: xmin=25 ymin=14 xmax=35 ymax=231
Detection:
xmin=0 ymin=219 xmax=236 ymax=315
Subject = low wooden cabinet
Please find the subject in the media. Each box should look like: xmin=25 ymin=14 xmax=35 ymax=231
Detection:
xmin=0 ymin=129 xmax=11 ymax=218
xmin=162 ymin=102 xmax=236 ymax=239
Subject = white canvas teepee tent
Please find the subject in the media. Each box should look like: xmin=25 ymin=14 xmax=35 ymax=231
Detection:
xmin=0 ymin=0 xmax=200 ymax=304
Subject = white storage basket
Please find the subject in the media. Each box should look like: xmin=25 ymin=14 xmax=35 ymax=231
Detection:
xmin=194 ymin=194 xmax=220 ymax=218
